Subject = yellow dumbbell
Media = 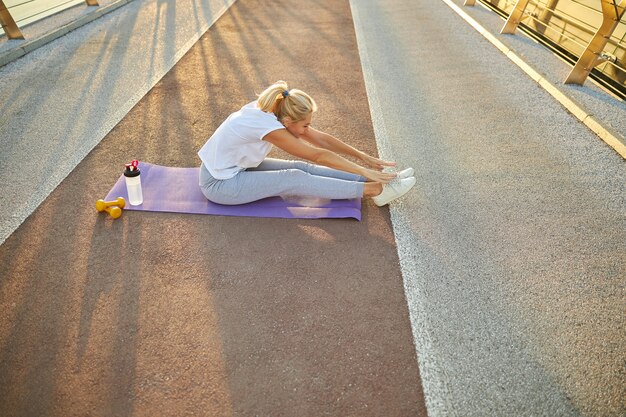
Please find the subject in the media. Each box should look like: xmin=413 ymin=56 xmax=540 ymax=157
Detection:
xmin=96 ymin=197 xmax=126 ymax=219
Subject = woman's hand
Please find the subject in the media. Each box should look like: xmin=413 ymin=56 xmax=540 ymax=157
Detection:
xmin=363 ymin=169 xmax=397 ymax=184
xmin=361 ymin=154 xmax=397 ymax=171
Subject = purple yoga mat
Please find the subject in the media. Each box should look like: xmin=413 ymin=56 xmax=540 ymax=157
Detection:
xmin=105 ymin=162 xmax=361 ymax=220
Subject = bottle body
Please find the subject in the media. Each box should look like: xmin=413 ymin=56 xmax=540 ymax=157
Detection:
xmin=125 ymin=174 xmax=143 ymax=205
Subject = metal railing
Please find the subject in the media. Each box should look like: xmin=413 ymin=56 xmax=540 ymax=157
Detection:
xmin=2 ymin=0 xmax=625 ymax=97
xmin=466 ymin=0 xmax=626 ymax=98
xmin=0 ymin=0 xmax=98 ymax=39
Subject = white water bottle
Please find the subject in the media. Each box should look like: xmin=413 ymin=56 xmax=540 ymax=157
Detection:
xmin=124 ymin=160 xmax=143 ymax=205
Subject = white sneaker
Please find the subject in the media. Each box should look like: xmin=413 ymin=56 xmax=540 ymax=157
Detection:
xmin=372 ymin=177 xmax=416 ymax=206
xmin=385 ymin=167 xmax=414 ymax=179
xmin=396 ymin=167 xmax=414 ymax=179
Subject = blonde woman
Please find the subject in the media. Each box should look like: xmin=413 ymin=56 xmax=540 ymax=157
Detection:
xmin=198 ymin=81 xmax=415 ymax=206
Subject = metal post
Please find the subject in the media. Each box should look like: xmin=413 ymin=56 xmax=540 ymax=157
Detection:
xmin=0 ymin=0 xmax=24 ymax=39
xmin=501 ymin=0 xmax=531 ymax=34
xmin=565 ymin=0 xmax=626 ymax=85
xmin=537 ymin=0 xmax=560 ymax=35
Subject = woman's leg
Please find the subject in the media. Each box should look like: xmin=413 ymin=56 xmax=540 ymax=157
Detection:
xmin=201 ymin=164 xmax=364 ymax=205
xmin=247 ymin=158 xmax=366 ymax=182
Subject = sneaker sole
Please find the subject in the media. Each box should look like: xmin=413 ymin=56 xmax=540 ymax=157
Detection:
xmin=374 ymin=177 xmax=416 ymax=206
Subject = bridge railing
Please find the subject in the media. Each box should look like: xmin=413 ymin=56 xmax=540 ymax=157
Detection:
xmin=466 ymin=0 xmax=626 ymax=97
xmin=0 ymin=0 xmax=98 ymax=39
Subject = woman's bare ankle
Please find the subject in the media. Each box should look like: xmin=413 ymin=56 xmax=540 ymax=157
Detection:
xmin=363 ymin=182 xmax=383 ymax=197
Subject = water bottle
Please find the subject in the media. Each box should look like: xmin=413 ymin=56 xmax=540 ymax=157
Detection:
xmin=124 ymin=160 xmax=143 ymax=205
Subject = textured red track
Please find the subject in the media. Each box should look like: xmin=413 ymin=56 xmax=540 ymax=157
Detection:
xmin=0 ymin=0 xmax=427 ymax=415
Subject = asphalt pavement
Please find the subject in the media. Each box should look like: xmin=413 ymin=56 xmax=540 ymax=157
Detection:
xmin=1 ymin=0 xmax=625 ymax=415
xmin=0 ymin=0 xmax=236 ymax=245
xmin=0 ymin=0 xmax=426 ymax=415
xmin=351 ymin=0 xmax=625 ymax=415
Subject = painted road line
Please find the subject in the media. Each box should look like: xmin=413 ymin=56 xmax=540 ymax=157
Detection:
xmin=349 ymin=1 xmax=452 ymax=414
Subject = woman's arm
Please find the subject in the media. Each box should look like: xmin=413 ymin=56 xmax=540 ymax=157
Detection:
xmin=263 ymin=129 xmax=396 ymax=183
xmin=301 ymin=127 xmax=396 ymax=170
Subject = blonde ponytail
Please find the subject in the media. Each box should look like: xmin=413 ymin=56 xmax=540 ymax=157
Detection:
xmin=257 ymin=80 xmax=317 ymax=122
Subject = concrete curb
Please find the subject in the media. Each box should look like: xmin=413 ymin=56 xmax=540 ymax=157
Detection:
xmin=0 ymin=0 xmax=134 ymax=68
xmin=440 ymin=0 xmax=626 ymax=160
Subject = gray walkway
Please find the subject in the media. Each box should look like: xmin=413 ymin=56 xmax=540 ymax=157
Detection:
xmin=0 ymin=0 xmax=235 ymax=245
xmin=351 ymin=0 xmax=625 ymax=416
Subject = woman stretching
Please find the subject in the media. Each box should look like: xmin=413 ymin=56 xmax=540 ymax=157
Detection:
xmin=198 ymin=81 xmax=416 ymax=206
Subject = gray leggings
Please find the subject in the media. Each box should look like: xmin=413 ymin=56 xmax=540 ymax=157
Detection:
xmin=199 ymin=158 xmax=366 ymax=205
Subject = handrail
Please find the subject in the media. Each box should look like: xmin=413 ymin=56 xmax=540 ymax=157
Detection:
xmin=15 ymin=0 xmax=85 ymax=24
xmin=9 ymin=0 xmax=38 ymax=9
xmin=532 ymin=0 xmax=598 ymax=33
xmin=0 ymin=0 xmax=98 ymax=39
xmin=529 ymin=15 xmax=596 ymax=50
xmin=467 ymin=0 xmax=626 ymax=95
xmin=515 ymin=0 xmax=626 ymax=57
xmin=570 ymin=0 xmax=607 ymax=16
xmin=0 ymin=0 xmax=23 ymax=38
xmin=565 ymin=0 xmax=626 ymax=84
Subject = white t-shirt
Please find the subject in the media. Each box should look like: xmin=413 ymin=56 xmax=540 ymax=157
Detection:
xmin=198 ymin=101 xmax=285 ymax=179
